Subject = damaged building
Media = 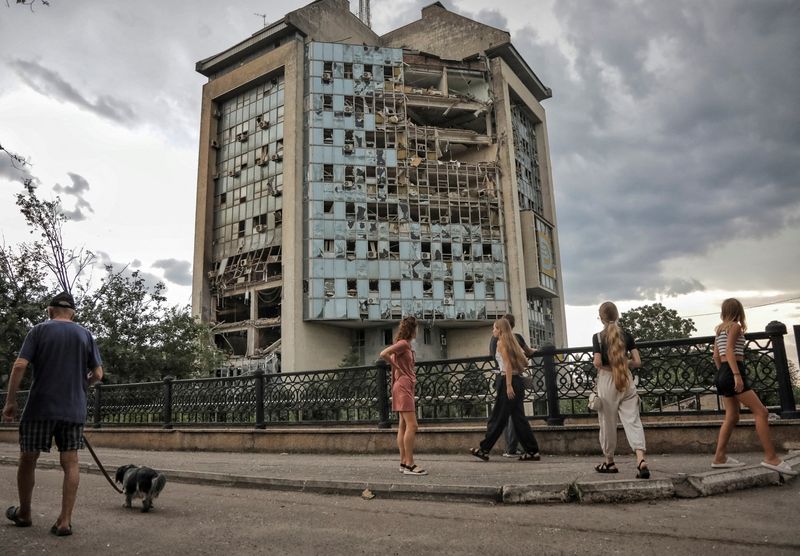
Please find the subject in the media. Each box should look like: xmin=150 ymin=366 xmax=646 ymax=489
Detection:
xmin=192 ymin=0 xmax=567 ymax=372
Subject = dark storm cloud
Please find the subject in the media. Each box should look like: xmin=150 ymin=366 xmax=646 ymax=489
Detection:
xmin=1 ymin=1 xmax=303 ymax=145
xmin=505 ymin=1 xmax=800 ymax=304
xmin=54 ymin=172 xmax=94 ymax=221
xmin=94 ymin=251 xmax=163 ymax=290
xmin=0 ymin=147 xmax=36 ymax=185
xmin=152 ymin=258 xmax=193 ymax=286
xmin=9 ymin=59 xmax=137 ymax=124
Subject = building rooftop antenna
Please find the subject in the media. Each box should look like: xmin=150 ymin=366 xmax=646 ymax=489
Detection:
xmin=254 ymin=13 xmax=268 ymax=27
xmin=358 ymin=0 xmax=371 ymax=29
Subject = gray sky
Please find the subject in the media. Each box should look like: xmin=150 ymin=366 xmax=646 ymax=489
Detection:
xmin=0 ymin=0 xmax=798 ymax=354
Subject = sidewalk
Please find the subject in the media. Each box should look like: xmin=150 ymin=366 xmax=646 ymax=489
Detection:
xmin=0 ymin=442 xmax=797 ymax=504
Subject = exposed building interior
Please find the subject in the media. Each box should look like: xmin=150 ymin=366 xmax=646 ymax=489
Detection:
xmin=207 ymin=76 xmax=285 ymax=368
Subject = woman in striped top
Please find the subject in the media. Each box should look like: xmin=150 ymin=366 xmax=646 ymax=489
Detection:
xmin=711 ymin=298 xmax=796 ymax=475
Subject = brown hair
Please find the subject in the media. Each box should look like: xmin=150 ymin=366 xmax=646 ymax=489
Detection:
xmin=502 ymin=313 xmax=516 ymax=328
xmin=395 ymin=316 xmax=418 ymax=343
xmin=494 ymin=318 xmax=527 ymax=372
xmin=715 ymin=298 xmax=747 ymax=335
xmin=599 ymin=301 xmax=630 ymax=392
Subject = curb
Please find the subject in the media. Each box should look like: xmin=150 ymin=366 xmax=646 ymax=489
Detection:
xmin=0 ymin=455 xmax=797 ymax=505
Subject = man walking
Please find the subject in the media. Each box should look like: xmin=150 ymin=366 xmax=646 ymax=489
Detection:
xmin=488 ymin=314 xmax=535 ymax=457
xmin=3 ymin=292 xmax=103 ymax=537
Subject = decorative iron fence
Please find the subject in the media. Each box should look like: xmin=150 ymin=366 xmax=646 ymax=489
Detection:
xmin=3 ymin=322 xmax=798 ymax=428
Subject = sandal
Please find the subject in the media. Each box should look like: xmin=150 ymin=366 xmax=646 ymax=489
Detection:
xmin=399 ymin=463 xmax=408 ymax=474
xmin=470 ymin=448 xmax=490 ymax=461
xmin=403 ymin=464 xmax=428 ymax=475
xmin=636 ymin=460 xmax=650 ymax=479
xmin=594 ymin=462 xmax=618 ymax=474
xmin=6 ymin=506 xmax=32 ymax=527
xmin=518 ymin=452 xmax=541 ymax=461
xmin=50 ymin=523 xmax=72 ymax=537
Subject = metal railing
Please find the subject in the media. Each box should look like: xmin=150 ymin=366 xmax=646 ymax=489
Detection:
xmin=4 ymin=322 xmax=799 ymax=428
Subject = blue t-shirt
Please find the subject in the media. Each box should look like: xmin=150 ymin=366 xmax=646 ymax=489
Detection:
xmin=18 ymin=320 xmax=102 ymax=423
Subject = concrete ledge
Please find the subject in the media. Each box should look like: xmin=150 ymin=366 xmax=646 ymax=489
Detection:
xmin=687 ymin=467 xmax=782 ymax=496
xmin=574 ymin=479 xmax=675 ymax=503
xmin=2 ymin=420 xmax=797 ymax=455
xmin=686 ymin=453 xmax=800 ymax=496
xmin=384 ymin=483 xmax=501 ymax=503
xmin=502 ymin=482 xmax=572 ymax=504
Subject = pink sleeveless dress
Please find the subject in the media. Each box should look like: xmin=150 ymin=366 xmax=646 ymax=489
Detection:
xmin=390 ymin=339 xmax=416 ymax=412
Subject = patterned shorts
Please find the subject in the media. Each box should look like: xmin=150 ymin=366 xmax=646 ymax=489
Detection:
xmin=19 ymin=420 xmax=84 ymax=453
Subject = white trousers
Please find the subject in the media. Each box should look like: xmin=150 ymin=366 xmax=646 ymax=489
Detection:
xmin=596 ymin=369 xmax=646 ymax=458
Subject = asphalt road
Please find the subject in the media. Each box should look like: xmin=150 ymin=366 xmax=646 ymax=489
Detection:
xmin=1 ymin=466 xmax=799 ymax=555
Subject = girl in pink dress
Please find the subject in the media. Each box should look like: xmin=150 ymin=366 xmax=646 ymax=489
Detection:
xmin=379 ymin=316 xmax=426 ymax=475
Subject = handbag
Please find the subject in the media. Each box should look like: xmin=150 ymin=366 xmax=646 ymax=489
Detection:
xmin=588 ymin=390 xmax=601 ymax=411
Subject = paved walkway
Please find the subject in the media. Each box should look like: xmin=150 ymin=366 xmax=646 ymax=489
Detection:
xmin=0 ymin=442 xmax=797 ymax=504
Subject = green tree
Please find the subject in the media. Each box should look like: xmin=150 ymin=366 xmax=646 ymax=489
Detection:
xmin=155 ymin=305 xmax=225 ymax=379
xmin=2 ymin=144 xmax=224 ymax=385
xmin=15 ymin=182 xmax=95 ymax=294
xmin=618 ymin=304 xmax=699 ymax=413
xmin=619 ymin=303 xmax=696 ymax=341
xmin=0 ymin=243 xmax=50 ymax=387
xmin=79 ymin=267 xmax=222 ymax=382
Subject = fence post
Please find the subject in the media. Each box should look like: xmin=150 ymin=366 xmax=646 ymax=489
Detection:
xmin=254 ymin=370 xmax=266 ymax=429
xmin=162 ymin=376 xmax=174 ymax=430
xmin=375 ymin=360 xmax=391 ymax=429
xmin=794 ymin=324 xmax=800 ymax=377
xmin=93 ymin=382 xmax=102 ymax=429
xmin=766 ymin=321 xmax=799 ymax=419
xmin=541 ymin=344 xmax=564 ymax=426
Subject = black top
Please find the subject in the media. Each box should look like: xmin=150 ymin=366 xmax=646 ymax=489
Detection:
xmin=489 ymin=333 xmax=530 ymax=358
xmin=592 ymin=329 xmax=637 ymax=366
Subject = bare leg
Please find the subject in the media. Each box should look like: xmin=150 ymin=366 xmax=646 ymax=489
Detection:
xmin=57 ymin=450 xmax=80 ymax=530
xmin=736 ymin=390 xmax=779 ymax=464
xmin=401 ymin=411 xmax=420 ymax=467
xmin=713 ymin=397 xmax=740 ymax=464
xmin=635 ymin=449 xmax=647 ymax=467
xmin=16 ymin=451 xmax=39 ymax=522
xmin=397 ymin=414 xmax=407 ymax=465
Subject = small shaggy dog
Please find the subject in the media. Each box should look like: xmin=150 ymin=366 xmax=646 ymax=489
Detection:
xmin=114 ymin=464 xmax=167 ymax=512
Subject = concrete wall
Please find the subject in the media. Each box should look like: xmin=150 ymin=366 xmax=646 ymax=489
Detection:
xmin=381 ymin=3 xmax=510 ymax=61
xmin=446 ymin=326 xmax=494 ymax=359
xmin=4 ymin=420 xmax=796 ymax=455
xmin=286 ymin=0 xmax=379 ymax=45
xmin=490 ymin=58 xmax=529 ymax=336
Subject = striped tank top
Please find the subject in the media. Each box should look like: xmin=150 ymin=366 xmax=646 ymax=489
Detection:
xmin=716 ymin=329 xmax=745 ymax=358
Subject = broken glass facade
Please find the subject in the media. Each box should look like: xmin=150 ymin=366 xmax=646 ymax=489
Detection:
xmin=208 ymin=75 xmax=285 ymax=357
xmin=512 ymin=102 xmax=556 ymax=347
xmin=303 ymin=42 xmax=509 ymax=325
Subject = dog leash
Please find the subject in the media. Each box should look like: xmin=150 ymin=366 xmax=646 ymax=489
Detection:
xmin=82 ymin=435 xmax=123 ymax=493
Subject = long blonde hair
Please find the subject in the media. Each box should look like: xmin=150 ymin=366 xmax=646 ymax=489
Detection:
xmin=599 ymin=301 xmax=629 ymax=392
xmin=715 ymin=298 xmax=747 ymax=335
xmin=494 ymin=318 xmax=528 ymax=372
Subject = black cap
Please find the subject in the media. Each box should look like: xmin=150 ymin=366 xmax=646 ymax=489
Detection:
xmin=48 ymin=292 xmax=76 ymax=310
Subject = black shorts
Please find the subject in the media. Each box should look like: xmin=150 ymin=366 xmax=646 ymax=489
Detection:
xmin=715 ymin=361 xmax=752 ymax=398
xmin=19 ymin=420 xmax=84 ymax=453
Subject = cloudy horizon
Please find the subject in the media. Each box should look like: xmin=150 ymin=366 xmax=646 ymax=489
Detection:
xmin=1 ymin=0 xmax=798 ymax=358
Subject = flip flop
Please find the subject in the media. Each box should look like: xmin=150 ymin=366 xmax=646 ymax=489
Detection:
xmin=50 ymin=523 xmax=72 ymax=536
xmin=760 ymin=461 xmax=798 ymax=476
xmin=711 ymin=457 xmax=745 ymax=469
xmin=5 ymin=506 xmax=32 ymax=527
